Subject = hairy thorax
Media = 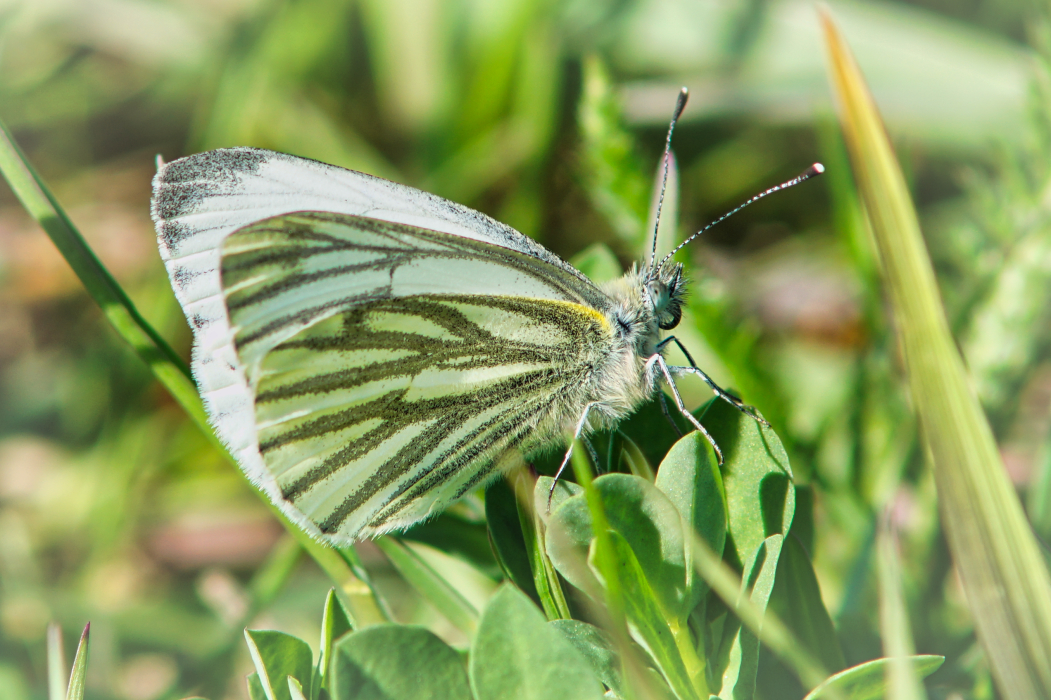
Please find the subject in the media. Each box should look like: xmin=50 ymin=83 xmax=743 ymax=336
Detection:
xmin=584 ymin=270 xmax=664 ymax=426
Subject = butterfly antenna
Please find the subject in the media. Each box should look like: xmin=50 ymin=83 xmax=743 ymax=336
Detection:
xmin=655 ymin=162 xmax=825 ymax=272
xmin=648 ymin=87 xmax=690 ymax=271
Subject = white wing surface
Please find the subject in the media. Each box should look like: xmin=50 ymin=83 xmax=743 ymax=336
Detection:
xmin=150 ymin=149 xmax=613 ymax=541
xmin=223 ymin=213 xmax=615 ymax=541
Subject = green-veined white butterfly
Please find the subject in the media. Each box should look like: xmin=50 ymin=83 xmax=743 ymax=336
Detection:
xmin=151 ymin=89 xmax=822 ymax=544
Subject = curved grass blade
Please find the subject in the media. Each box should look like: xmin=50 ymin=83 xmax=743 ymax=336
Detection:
xmin=687 ymin=529 xmax=832 ymax=693
xmin=0 ymin=122 xmax=200 ymax=421
xmin=374 ymin=537 xmax=479 ymax=636
xmin=65 ymin=624 xmax=90 ymax=700
xmin=822 ymin=10 xmax=1051 ymax=697
xmin=0 ymin=118 xmax=389 ymax=627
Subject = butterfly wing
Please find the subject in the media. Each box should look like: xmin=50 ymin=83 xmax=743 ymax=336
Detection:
xmin=229 ymin=213 xmax=617 ymax=541
xmin=152 ymin=149 xmax=617 ymax=542
xmin=152 ymin=148 xmax=588 ymax=322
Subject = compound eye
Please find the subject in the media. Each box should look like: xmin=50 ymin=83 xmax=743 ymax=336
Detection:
xmin=658 ymin=305 xmax=682 ymax=330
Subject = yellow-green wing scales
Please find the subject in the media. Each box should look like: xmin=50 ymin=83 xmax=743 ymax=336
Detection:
xmin=222 ymin=212 xmax=617 ymax=540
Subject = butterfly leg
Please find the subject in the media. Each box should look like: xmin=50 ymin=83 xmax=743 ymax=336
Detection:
xmin=658 ymin=390 xmax=685 ymax=438
xmin=548 ymin=402 xmax=602 ymax=504
xmin=648 ymin=354 xmax=724 ymax=465
xmin=656 ymin=336 xmax=769 ymax=427
xmin=582 ymin=436 xmax=603 ymax=474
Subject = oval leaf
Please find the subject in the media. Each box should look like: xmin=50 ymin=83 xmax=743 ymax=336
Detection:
xmin=319 ymin=589 xmax=354 ymax=692
xmin=700 ymin=400 xmax=795 ymax=569
xmin=330 ymin=624 xmax=470 ymax=700
xmin=546 ymin=473 xmax=691 ymax=619
xmin=655 ymin=431 xmax=727 ymax=608
xmin=244 ymin=630 xmax=313 ymax=700
xmin=549 ymin=620 xmax=622 ymax=696
xmin=485 ymin=476 xmax=540 ymax=602
xmin=470 ymin=585 xmax=605 ymax=700
xmin=803 ymin=656 xmax=945 ymax=700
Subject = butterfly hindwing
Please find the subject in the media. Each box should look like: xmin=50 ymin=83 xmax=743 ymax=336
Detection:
xmin=215 ymin=212 xmax=615 ymax=541
xmin=251 ymin=293 xmax=608 ymax=539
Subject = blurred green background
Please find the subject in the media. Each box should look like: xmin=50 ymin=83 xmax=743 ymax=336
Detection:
xmin=0 ymin=0 xmax=1045 ymax=697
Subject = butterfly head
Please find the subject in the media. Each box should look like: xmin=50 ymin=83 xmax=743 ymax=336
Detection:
xmin=645 ymin=262 xmax=686 ymax=330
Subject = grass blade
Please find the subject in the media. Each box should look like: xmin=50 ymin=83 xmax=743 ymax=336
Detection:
xmin=687 ymin=530 xmax=831 ymax=693
xmin=374 ymin=537 xmax=479 ymax=636
xmin=46 ymin=623 xmax=66 ymax=700
xmin=0 ymin=118 xmax=389 ymax=627
xmin=65 ymin=624 xmax=90 ymax=700
xmin=821 ymin=10 xmax=1051 ymax=697
xmin=513 ymin=469 xmax=573 ymax=621
xmin=877 ymin=514 xmax=927 ymax=700
xmin=0 ymin=121 xmax=201 ymax=423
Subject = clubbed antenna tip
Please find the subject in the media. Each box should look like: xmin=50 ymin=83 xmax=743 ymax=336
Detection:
xmin=648 ymin=87 xmax=691 ymax=269
xmin=654 ymin=162 xmax=827 ymax=273
xmin=673 ymin=87 xmax=689 ymax=121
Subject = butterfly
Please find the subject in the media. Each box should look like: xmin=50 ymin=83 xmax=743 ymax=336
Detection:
xmin=151 ymin=88 xmax=822 ymax=544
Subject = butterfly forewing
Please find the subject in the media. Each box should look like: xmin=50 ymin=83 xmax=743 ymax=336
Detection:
xmin=220 ymin=212 xmax=616 ymax=540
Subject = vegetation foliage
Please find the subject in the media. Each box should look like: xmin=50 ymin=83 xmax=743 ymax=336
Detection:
xmin=1 ymin=0 xmax=1049 ymax=698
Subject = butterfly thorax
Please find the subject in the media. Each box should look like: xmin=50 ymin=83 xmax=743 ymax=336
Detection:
xmin=578 ymin=263 xmax=685 ymax=430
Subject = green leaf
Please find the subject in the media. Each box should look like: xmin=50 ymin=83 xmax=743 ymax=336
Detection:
xmin=288 ymin=677 xmax=308 ymax=700
xmin=330 ymin=625 xmax=470 ymax=700
xmin=544 ymin=471 xmax=710 ymax=696
xmin=823 ymin=11 xmax=1051 ymax=698
xmin=245 ymin=630 xmax=314 ymax=700
xmin=248 ymin=674 xmax=268 ymax=700
xmin=654 ymin=431 xmax=727 ymax=607
xmin=318 ymin=590 xmax=354 ymax=694
xmin=549 ymin=620 xmax=623 ymax=696
xmin=598 ymin=532 xmax=705 ymax=700
xmin=547 ymin=474 xmax=692 ymax=620
xmin=469 ymin=585 xmax=605 ymax=700
xmin=768 ymin=536 xmax=845 ymax=676
xmin=713 ymin=535 xmax=784 ymax=700
xmin=374 ymin=537 xmax=479 ymax=636
xmin=485 ymin=476 xmax=541 ymax=602
xmin=802 ymin=656 xmax=944 ymax=700
xmin=700 ymin=400 xmax=795 ymax=568
xmin=64 ymin=624 xmax=90 ymax=700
